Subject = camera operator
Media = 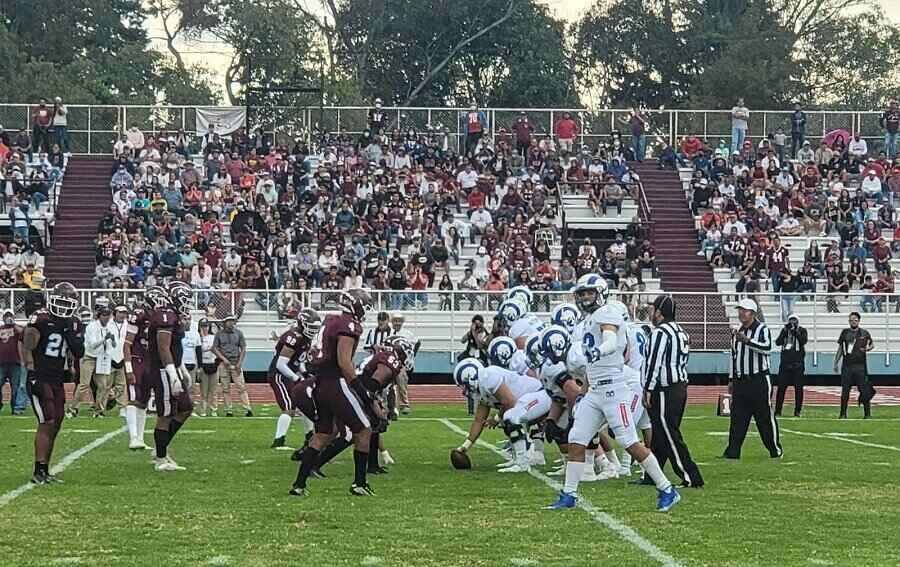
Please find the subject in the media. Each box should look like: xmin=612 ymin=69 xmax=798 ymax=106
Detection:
xmin=459 ymin=315 xmax=489 ymax=415
xmin=774 ymin=314 xmax=807 ymax=417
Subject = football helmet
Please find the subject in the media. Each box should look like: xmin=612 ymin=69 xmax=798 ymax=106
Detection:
xmin=524 ymin=334 xmax=545 ymax=370
xmin=386 ymin=335 xmax=416 ymax=372
xmin=453 ymin=358 xmax=483 ymax=396
xmin=487 ymin=336 xmax=517 ymax=369
xmin=78 ymin=306 xmax=93 ymax=323
xmin=550 ymin=302 xmax=581 ymax=334
xmin=296 ymin=308 xmax=322 ymax=340
xmin=540 ymin=325 xmax=571 ymax=364
xmin=339 ymin=288 xmax=373 ymax=322
xmin=497 ymin=298 xmax=526 ymax=324
xmin=168 ymin=280 xmax=194 ymax=316
xmin=605 ymin=299 xmax=630 ymax=322
xmin=47 ymin=282 xmax=80 ymax=319
xmin=573 ymin=274 xmax=608 ymax=314
xmin=506 ymin=285 xmax=533 ymax=308
xmin=144 ymin=286 xmax=171 ymax=310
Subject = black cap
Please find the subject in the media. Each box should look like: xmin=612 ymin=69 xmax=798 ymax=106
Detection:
xmin=652 ymin=295 xmax=676 ymax=321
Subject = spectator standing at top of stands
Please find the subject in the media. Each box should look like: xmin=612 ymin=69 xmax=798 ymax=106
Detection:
xmin=463 ymin=104 xmax=488 ymax=157
xmin=731 ymin=98 xmax=750 ymax=154
xmin=881 ymin=99 xmax=900 ymax=159
xmin=621 ymin=107 xmax=648 ymax=162
xmin=555 ymin=112 xmax=579 ymax=154
xmin=31 ymin=99 xmax=53 ymax=154
xmin=125 ymin=126 xmax=145 ymax=155
xmin=512 ymin=111 xmax=534 ymax=156
xmin=52 ymin=97 xmax=69 ymax=154
xmin=790 ymin=102 xmax=807 ymax=158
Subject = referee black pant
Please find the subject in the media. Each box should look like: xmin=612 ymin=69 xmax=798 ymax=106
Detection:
xmin=649 ymin=382 xmax=704 ymax=487
xmin=724 ymin=373 xmax=783 ymax=459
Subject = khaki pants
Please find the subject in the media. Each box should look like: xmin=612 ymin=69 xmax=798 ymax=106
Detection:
xmin=68 ymin=357 xmax=106 ymax=412
xmin=199 ymin=367 xmax=220 ymax=414
xmin=395 ymin=369 xmax=410 ymax=411
xmin=219 ymin=364 xmax=250 ymax=412
xmin=94 ymin=365 xmax=127 ymax=414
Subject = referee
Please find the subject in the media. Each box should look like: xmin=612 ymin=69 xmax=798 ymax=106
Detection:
xmin=724 ymin=299 xmax=783 ymax=459
xmin=644 ymin=295 xmax=705 ymax=488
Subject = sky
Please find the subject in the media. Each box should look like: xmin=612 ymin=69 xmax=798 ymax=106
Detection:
xmin=147 ymin=0 xmax=900 ymax=102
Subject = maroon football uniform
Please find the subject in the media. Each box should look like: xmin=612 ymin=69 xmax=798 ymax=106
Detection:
xmin=268 ymin=328 xmax=312 ymax=412
xmin=308 ymin=313 xmax=362 ymax=380
xmin=146 ymin=307 xmax=191 ymax=417
xmin=27 ymin=310 xmax=83 ymax=424
xmin=359 ymin=350 xmax=403 ymax=392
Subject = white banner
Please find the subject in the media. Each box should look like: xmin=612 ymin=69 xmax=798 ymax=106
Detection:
xmin=196 ymin=107 xmax=246 ymax=136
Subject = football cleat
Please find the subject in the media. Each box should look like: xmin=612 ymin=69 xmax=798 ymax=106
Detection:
xmin=155 ymin=461 xmax=179 ymax=472
xmin=379 ymin=450 xmax=394 ymax=466
xmin=657 ymin=487 xmax=681 ymax=512
xmin=618 ymin=465 xmax=632 ymax=477
xmin=44 ymin=474 xmax=64 ymax=484
xmin=350 ymin=483 xmax=375 ymax=496
xmin=271 ymin=436 xmax=286 ymax=449
xmin=529 ymin=451 xmax=546 ymax=466
xmin=310 ymin=468 xmax=326 ymax=479
xmin=545 ymin=491 xmax=577 ymax=510
xmin=368 ymin=466 xmax=389 ymax=475
xmin=30 ymin=472 xmax=49 ymax=485
xmin=581 ymin=467 xmax=599 ymax=482
xmin=129 ymin=439 xmax=151 ymax=451
xmin=495 ymin=459 xmax=517 ymax=469
xmin=497 ymin=463 xmax=530 ymax=473
xmin=597 ymin=467 xmax=620 ymax=480
xmin=290 ymin=448 xmax=304 ymax=462
xmin=288 ymin=486 xmax=308 ymax=497
xmin=166 ymin=456 xmax=186 ymax=471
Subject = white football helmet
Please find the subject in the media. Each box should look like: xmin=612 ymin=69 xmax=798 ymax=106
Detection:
xmin=506 ymin=286 xmax=533 ymax=308
xmin=453 ymin=358 xmax=483 ymax=395
xmin=605 ymin=298 xmax=630 ymax=322
xmin=497 ymin=298 xmax=527 ymax=324
xmin=488 ymin=336 xmax=517 ymax=369
xmin=524 ymin=334 xmax=545 ymax=370
xmin=540 ymin=325 xmax=572 ymax=364
xmin=573 ymin=274 xmax=609 ymax=314
xmin=550 ymin=302 xmax=581 ymax=334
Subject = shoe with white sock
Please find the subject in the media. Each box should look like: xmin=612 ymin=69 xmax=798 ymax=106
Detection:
xmin=129 ymin=438 xmax=150 ymax=451
xmin=497 ymin=463 xmax=530 ymax=473
xmin=166 ymin=456 xmax=186 ymax=471
xmin=528 ymin=451 xmax=546 ymax=466
xmin=155 ymin=460 xmax=178 ymax=472
xmin=496 ymin=458 xmax=517 ymax=468
xmin=597 ymin=468 xmax=620 ymax=480
xmin=380 ymin=450 xmax=395 ymax=466
xmin=581 ymin=466 xmax=599 ymax=482
xmin=617 ymin=464 xmax=632 ymax=477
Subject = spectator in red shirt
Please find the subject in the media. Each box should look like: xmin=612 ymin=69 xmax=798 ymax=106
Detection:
xmin=512 ymin=111 xmax=534 ymax=156
xmin=554 ymin=112 xmax=579 ymax=154
xmin=0 ymin=309 xmax=25 ymax=414
xmin=680 ymin=135 xmax=704 ymax=160
xmin=31 ymin=98 xmax=53 ymax=153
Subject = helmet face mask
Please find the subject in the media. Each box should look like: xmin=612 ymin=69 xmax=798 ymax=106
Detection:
xmin=573 ymin=274 xmax=608 ymax=314
xmin=168 ymin=281 xmax=193 ymax=316
xmin=297 ymin=308 xmax=322 ymax=340
xmin=48 ymin=282 xmax=79 ymax=319
xmin=340 ymin=288 xmax=373 ymax=322
xmin=525 ymin=335 xmax=545 ymax=369
xmin=387 ymin=335 xmax=415 ymax=372
xmin=144 ymin=286 xmax=171 ymax=310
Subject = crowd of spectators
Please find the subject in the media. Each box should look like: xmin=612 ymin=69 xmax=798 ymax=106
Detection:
xmin=97 ymin=106 xmax=649 ymax=316
xmin=679 ymin=100 xmax=900 ymax=318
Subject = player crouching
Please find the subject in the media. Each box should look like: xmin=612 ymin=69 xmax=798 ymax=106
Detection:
xmin=452 ymin=358 xmax=551 ymax=473
xmin=269 ymin=309 xmax=322 ymax=449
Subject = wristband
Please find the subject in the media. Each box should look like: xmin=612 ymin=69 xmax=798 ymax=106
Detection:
xmin=125 ymin=361 xmax=134 ymax=374
xmin=461 ymin=439 xmax=473 ymax=451
xmin=165 ymin=363 xmax=179 ymax=383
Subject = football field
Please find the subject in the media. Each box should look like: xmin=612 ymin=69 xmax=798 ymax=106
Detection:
xmin=1 ymin=403 xmax=899 ymax=567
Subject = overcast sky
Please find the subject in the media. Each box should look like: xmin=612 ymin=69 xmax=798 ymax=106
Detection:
xmin=148 ymin=0 xmax=900 ymax=102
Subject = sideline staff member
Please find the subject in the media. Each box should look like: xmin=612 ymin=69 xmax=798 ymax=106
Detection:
xmin=644 ymin=295 xmax=704 ymax=488
xmin=834 ymin=312 xmax=875 ymax=419
xmin=774 ymin=314 xmax=807 ymax=417
xmin=723 ymin=299 xmax=783 ymax=459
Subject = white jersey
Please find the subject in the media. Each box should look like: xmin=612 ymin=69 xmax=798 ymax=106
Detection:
xmin=509 ymin=315 xmax=546 ymax=343
xmin=623 ymin=322 xmax=648 ymax=387
xmin=581 ymin=306 xmax=627 ymax=385
xmin=476 ymin=366 xmax=542 ymax=409
xmin=565 ymin=343 xmax=588 ymax=385
xmin=538 ymin=359 xmax=569 ymax=403
xmin=509 ymin=349 xmax=529 ymax=375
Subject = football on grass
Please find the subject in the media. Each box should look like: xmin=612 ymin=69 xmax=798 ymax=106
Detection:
xmin=450 ymin=448 xmax=472 ymax=470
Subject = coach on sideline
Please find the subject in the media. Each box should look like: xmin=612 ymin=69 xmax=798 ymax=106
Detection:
xmin=644 ymin=295 xmax=704 ymax=488
xmin=723 ymin=299 xmax=783 ymax=459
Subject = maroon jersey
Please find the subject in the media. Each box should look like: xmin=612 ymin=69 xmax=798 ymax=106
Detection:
xmin=28 ymin=310 xmax=84 ymax=384
xmin=126 ymin=307 xmax=151 ymax=357
xmin=309 ymin=313 xmax=362 ymax=380
xmin=267 ymin=328 xmax=311 ymax=378
xmin=146 ymin=307 xmax=184 ymax=369
xmin=0 ymin=324 xmax=22 ymax=364
xmin=359 ymin=350 xmax=403 ymax=391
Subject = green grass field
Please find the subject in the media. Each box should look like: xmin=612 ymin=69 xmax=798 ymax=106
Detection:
xmin=0 ymin=403 xmax=898 ymax=567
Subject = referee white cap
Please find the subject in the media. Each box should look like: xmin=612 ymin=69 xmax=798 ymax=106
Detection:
xmin=736 ymin=298 xmax=757 ymax=312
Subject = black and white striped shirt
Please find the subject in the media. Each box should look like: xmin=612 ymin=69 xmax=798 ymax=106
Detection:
xmin=364 ymin=326 xmax=392 ymax=353
xmin=644 ymin=321 xmax=690 ymax=390
xmin=731 ymin=320 xmax=772 ymax=379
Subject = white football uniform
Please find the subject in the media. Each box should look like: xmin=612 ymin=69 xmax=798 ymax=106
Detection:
xmin=509 ymin=315 xmax=546 ymax=343
xmin=568 ymin=306 xmax=640 ymax=447
xmin=477 ymin=366 xmax=542 ymax=409
xmin=623 ymin=323 xmax=651 ymax=431
xmin=538 ymin=360 xmax=569 ymax=403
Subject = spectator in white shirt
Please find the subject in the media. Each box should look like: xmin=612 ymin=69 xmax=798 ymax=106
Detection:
xmin=192 ymin=256 xmax=214 ymax=304
xmin=777 ymin=215 xmax=802 ymax=236
xmin=723 ymin=216 xmax=748 ymax=236
xmin=68 ymin=307 xmax=116 ymax=417
xmin=848 ymin=134 xmax=868 ymax=159
xmin=469 ymin=206 xmax=493 ymax=244
xmin=578 ymin=237 xmax=597 ymax=258
xmin=392 ymin=149 xmax=412 ymax=170
xmin=860 ymin=169 xmax=884 ymax=202
xmin=456 ymin=163 xmax=478 ymax=192
xmin=113 ymin=187 xmax=135 ymax=216
xmin=471 ymin=246 xmax=490 ymax=283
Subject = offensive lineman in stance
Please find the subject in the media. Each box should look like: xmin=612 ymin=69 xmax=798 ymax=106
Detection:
xmin=291 ymin=289 xmax=375 ymax=497
xmin=269 ymin=308 xmax=322 ymax=449
xmin=148 ymin=282 xmax=195 ymax=472
xmin=24 ymin=283 xmax=84 ymax=484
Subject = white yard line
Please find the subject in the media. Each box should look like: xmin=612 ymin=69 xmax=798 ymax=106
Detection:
xmin=781 ymin=428 xmax=900 ymax=453
xmin=438 ymin=419 xmax=682 ymax=567
xmin=0 ymin=426 xmax=126 ymax=509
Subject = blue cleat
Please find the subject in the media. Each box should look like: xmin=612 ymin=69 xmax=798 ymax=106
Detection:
xmin=545 ymin=490 xmax=577 ymax=510
xmin=657 ymin=486 xmax=681 ymax=512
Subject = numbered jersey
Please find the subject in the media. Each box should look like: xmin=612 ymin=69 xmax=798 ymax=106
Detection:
xmin=581 ymin=306 xmax=627 ymax=385
xmin=126 ymin=307 xmax=150 ymax=357
xmin=146 ymin=307 xmax=184 ymax=369
xmin=624 ymin=322 xmax=648 ymax=387
xmin=28 ymin=310 xmax=83 ymax=383
xmin=538 ymin=359 xmax=569 ymax=403
xmin=308 ymin=313 xmax=363 ymax=380
xmin=268 ymin=329 xmax=311 ymax=379
xmin=476 ymin=366 xmax=542 ymax=409
xmin=358 ymin=350 xmax=404 ymax=391
xmin=509 ymin=315 xmax=545 ymax=343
